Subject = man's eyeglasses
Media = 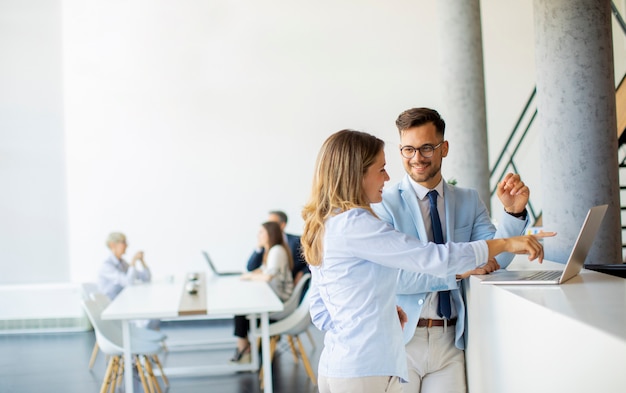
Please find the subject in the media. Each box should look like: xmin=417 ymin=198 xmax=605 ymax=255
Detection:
xmin=400 ymin=142 xmax=444 ymax=159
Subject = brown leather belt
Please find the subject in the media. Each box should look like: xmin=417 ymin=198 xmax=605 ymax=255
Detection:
xmin=417 ymin=318 xmax=457 ymax=328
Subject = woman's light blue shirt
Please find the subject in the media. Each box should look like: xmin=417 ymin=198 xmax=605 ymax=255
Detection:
xmin=309 ymin=208 xmax=487 ymax=381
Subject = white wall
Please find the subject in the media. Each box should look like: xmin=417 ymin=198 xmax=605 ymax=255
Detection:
xmin=0 ymin=0 xmax=68 ymax=284
xmin=62 ymin=0 xmax=450 ymax=283
xmin=9 ymin=0 xmax=626 ymax=286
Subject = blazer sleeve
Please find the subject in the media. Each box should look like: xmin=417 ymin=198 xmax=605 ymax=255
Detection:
xmin=246 ymin=249 xmax=264 ymax=272
xmin=287 ymin=234 xmax=310 ymax=276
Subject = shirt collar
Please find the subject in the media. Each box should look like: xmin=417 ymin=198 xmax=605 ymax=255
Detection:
xmin=108 ymin=251 xmax=123 ymax=265
xmin=407 ymin=177 xmax=445 ymax=201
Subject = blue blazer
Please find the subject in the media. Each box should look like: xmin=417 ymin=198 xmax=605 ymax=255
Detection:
xmin=371 ymin=176 xmax=528 ymax=349
xmin=246 ymin=233 xmax=309 ymax=278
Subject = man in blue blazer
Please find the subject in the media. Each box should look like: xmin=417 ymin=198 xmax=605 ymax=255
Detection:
xmin=372 ymin=108 xmax=530 ymax=393
xmin=246 ymin=210 xmax=309 ymax=284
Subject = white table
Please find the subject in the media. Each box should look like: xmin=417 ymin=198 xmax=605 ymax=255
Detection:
xmin=464 ymin=256 xmax=626 ymax=393
xmin=101 ymin=274 xmax=284 ymax=393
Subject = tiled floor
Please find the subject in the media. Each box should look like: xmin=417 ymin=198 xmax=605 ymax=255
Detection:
xmin=0 ymin=319 xmax=322 ymax=393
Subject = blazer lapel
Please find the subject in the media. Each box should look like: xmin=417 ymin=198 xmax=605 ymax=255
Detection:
xmin=400 ymin=176 xmax=428 ymax=241
xmin=443 ymin=181 xmax=457 ymax=242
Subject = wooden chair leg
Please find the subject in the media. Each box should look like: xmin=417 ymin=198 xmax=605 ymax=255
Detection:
xmin=286 ymin=335 xmax=298 ymax=362
xmin=134 ymin=355 xmax=152 ymax=393
xmin=89 ymin=342 xmax=99 ymax=369
xmin=256 ymin=333 xmax=265 ymax=385
xmin=108 ymin=357 xmax=119 ymax=393
xmin=151 ymin=354 xmax=169 ymax=387
xmin=115 ymin=356 xmax=124 ymax=390
xmin=99 ymin=356 xmax=117 ymax=393
xmin=295 ymin=335 xmax=317 ymax=385
xmin=259 ymin=335 xmax=280 ymax=390
xmin=270 ymin=336 xmax=279 ymax=360
xmin=115 ymin=357 xmax=124 ymax=391
xmin=143 ymin=355 xmax=162 ymax=393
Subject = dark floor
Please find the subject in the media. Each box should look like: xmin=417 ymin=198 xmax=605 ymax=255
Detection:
xmin=0 ymin=319 xmax=323 ymax=393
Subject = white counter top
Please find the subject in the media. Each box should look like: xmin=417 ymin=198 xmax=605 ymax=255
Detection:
xmin=465 ymin=256 xmax=626 ymax=393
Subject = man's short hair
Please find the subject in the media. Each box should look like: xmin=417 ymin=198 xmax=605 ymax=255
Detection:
xmin=268 ymin=210 xmax=288 ymax=224
xmin=396 ymin=107 xmax=446 ymax=137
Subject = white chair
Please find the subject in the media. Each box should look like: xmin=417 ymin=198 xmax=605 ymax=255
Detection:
xmin=80 ymin=282 xmax=103 ymax=369
xmin=81 ymin=283 xmax=168 ymax=370
xmin=90 ymin=292 xmax=167 ymax=344
xmin=81 ymin=298 xmax=169 ymax=393
xmin=269 ymin=273 xmax=316 ymax=351
xmin=257 ymin=291 xmax=317 ymax=388
xmin=269 ymin=273 xmax=311 ymax=321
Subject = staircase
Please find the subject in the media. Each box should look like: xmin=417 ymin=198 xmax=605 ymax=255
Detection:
xmin=489 ymin=1 xmax=626 ymax=259
xmin=617 ymin=73 xmax=626 ymax=258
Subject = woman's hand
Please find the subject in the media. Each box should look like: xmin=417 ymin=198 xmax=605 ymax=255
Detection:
xmin=486 ymin=231 xmax=556 ymax=263
xmin=131 ymin=251 xmax=145 ymax=267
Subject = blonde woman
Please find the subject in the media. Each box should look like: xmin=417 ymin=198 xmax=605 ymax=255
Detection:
xmin=301 ymin=129 xmax=552 ymax=393
xmin=97 ymin=232 xmax=151 ymax=301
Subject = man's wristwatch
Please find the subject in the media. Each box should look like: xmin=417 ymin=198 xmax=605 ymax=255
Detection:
xmin=505 ymin=208 xmax=527 ymax=219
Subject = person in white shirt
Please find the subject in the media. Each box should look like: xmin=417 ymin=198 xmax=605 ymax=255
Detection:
xmin=230 ymin=221 xmax=294 ymax=364
xmin=97 ymin=232 xmax=157 ymax=329
xmin=300 ymin=129 xmax=553 ymax=393
xmin=97 ymin=232 xmax=151 ymax=300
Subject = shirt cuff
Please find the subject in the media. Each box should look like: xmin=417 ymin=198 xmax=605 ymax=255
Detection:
xmin=471 ymin=240 xmax=489 ymax=267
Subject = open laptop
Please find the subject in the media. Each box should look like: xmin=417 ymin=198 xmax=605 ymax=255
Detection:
xmin=481 ymin=204 xmax=607 ymax=285
xmin=202 ymin=251 xmax=242 ymax=276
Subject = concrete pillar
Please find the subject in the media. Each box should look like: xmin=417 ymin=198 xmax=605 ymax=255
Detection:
xmin=437 ymin=0 xmax=491 ymax=211
xmin=534 ymin=0 xmax=622 ymax=263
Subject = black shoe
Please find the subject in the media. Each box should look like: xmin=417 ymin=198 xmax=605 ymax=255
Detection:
xmin=229 ymin=344 xmax=251 ymax=364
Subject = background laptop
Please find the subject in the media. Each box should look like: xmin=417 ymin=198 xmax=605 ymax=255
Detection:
xmin=481 ymin=204 xmax=608 ymax=285
xmin=202 ymin=251 xmax=242 ymax=276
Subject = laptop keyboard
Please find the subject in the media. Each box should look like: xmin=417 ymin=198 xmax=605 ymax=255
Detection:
xmin=520 ymin=270 xmax=562 ymax=281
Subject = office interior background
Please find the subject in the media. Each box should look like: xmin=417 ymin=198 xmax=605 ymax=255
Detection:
xmin=2 ymin=0 xmax=626 ymax=329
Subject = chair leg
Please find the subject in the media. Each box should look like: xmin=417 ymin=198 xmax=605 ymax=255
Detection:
xmin=259 ymin=335 xmax=280 ymax=390
xmin=134 ymin=355 xmax=152 ymax=393
xmin=89 ymin=342 xmax=99 ymax=369
xmin=99 ymin=356 xmax=117 ymax=393
xmin=115 ymin=357 xmax=124 ymax=391
xmin=295 ymin=335 xmax=317 ymax=386
xmin=257 ymin=335 xmax=264 ymax=385
xmin=143 ymin=355 xmax=162 ymax=393
xmin=108 ymin=357 xmax=119 ymax=393
xmin=151 ymin=354 xmax=169 ymax=387
xmin=286 ymin=335 xmax=298 ymax=362
xmin=270 ymin=335 xmax=279 ymax=360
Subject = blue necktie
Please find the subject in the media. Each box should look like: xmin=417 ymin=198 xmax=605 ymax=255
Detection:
xmin=428 ymin=190 xmax=451 ymax=319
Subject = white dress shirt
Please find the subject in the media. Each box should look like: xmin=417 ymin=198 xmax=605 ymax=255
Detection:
xmin=309 ymin=208 xmax=487 ymax=381
xmin=408 ymin=178 xmax=458 ymax=319
xmin=97 ymin=252 xmax=151 ymax=300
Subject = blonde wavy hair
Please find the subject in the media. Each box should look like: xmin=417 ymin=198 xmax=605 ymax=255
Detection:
xmin=301 ymin=129 xmax=385 ymax=266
